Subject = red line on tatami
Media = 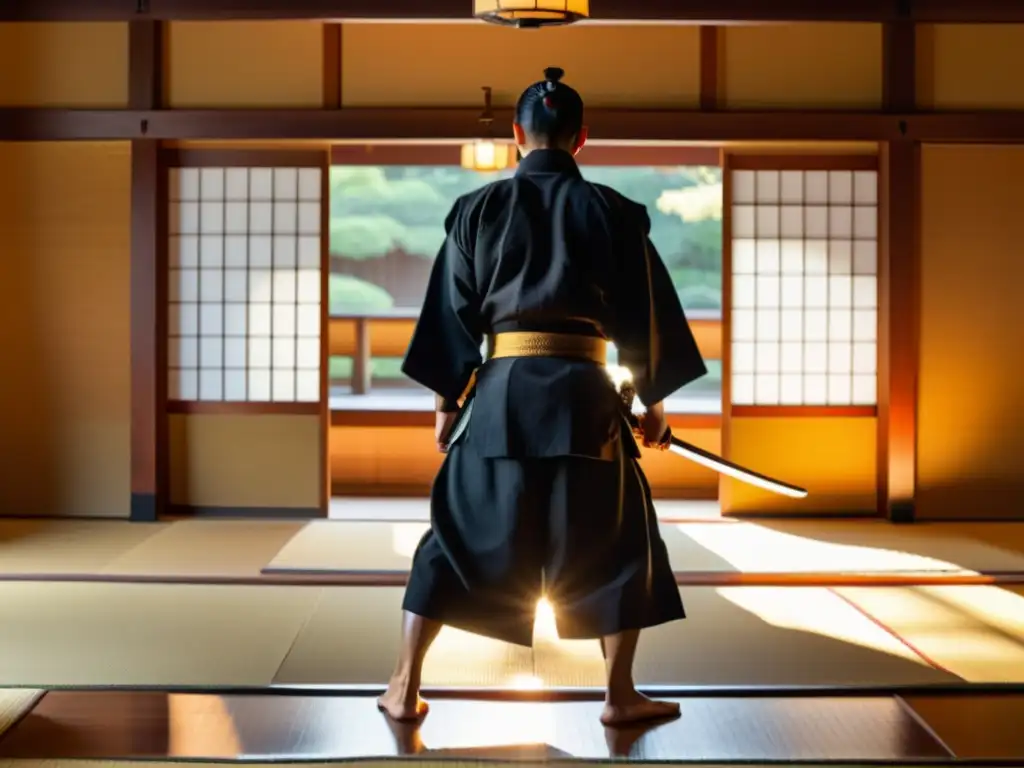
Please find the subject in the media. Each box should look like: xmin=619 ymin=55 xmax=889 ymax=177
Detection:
xmin=827 ymin=587 xmax=959 ymax=677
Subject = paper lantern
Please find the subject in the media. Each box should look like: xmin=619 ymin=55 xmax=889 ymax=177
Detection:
xmin=460 ymin=140 xmax=514 ymax=172
xmin=474 ymin=0 xmax=589 ymax=27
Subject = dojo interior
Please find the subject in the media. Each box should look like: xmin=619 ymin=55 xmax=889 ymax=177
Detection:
xmin=1 ymin=11 xmax=1024 ymax=765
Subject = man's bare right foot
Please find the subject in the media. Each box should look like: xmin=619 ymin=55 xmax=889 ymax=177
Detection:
xmin=377 ymin=677 xmax=429 ymax=722
xmin=601 ymin=691 xmax=680 ymax=727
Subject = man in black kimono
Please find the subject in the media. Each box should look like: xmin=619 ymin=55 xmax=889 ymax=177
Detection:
xmin=377 ymin=67 xmax=707 ymax=727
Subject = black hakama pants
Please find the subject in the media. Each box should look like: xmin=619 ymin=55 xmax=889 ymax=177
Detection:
xmin=402 ymin=433 xmax=685 ymax=648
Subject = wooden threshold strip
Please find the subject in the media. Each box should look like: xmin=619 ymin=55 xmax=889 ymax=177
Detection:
xmin=0 ymin=571 xmax=1014 ymax=587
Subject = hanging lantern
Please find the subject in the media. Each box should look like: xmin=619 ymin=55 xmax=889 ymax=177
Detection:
xmin=474 ymin=0 xmax=589 ymax=28
xmin=461 ymin=140 xmax=514 ymax=172
xmin=461 ymin=86 xmax=516 ymax=173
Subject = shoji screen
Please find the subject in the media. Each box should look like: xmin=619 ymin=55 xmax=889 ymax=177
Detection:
xmin=166 ymin=152 xmax=327 ymax=408
xmin=721 ymin=154 xmax=881 ymax=517
xmin=727 ymin=158 xmax=879 ymax=410
xmin=163 ymin=148 xmax=329 ymax=517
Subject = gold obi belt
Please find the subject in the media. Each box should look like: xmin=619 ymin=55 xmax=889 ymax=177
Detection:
xmin=488 ymin=331 xmax=608 ymax=365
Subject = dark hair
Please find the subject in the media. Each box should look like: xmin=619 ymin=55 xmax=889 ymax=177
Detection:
xmin=514 ymin=66 xmax=584 ymax=146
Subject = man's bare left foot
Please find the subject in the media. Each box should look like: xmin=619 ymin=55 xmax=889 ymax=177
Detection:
xmin=601 ymin=691 xmax=680 ymax=727
xmin=377 ymin=678 xmax=429 ymax=722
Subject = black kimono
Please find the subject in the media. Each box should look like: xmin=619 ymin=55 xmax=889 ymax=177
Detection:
xmin=401 ymin=149 xmax=707 ymax=647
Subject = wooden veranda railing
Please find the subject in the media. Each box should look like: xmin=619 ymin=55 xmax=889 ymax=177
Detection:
xmin=328 ymin=310 xmax=723 ymax=396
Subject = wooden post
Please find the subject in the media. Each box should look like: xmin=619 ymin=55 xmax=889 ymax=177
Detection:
xmin=129 ymin=20 xmax=167 ymax=522
xmin=352 ymin=318 xmax=372 ymax=395
xmin=878 ymin=19 xmax=920 ymax=523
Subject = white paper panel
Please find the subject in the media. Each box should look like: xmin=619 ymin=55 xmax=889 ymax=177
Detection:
xmin=780 ymin=171 xmax=803 ymax=203
xmin=733 ymin=171 xmax=755 ymax=204
xmin=755 ymin=171 xmax=780 ymax=204
xmin=297 ymin=371 xmax=320 ymax=402
xmin=730 ymin=164 xmax=879 ymax=407
xmin=167 ymin=165 xmax=323 ymax=403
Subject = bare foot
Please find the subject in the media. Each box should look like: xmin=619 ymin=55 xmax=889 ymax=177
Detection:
xmin=601 ymin=691 xmax=680 ymax=727
xmin=377 ymin=678 xmax=429 ymax=722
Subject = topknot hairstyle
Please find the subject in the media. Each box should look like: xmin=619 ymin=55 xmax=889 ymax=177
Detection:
xmin=515 ymin=66 xmax=584 ymax=146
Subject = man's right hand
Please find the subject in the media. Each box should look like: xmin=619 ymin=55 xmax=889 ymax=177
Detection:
xmin=435 ymin=410 xmax=459 ymax=453
xmin=639 ymin=402 xmax=670 ymax=451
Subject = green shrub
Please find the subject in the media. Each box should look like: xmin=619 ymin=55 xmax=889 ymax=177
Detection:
xmin=329 ymin=275 xmax=394 ymax=314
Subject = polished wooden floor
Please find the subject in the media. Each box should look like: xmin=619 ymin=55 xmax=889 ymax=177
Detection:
xmin=1 ymin=690 xmax=1023 ymax=762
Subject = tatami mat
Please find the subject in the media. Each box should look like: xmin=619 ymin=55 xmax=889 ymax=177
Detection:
xmin=263 ymin=521 xmax=428 ymax=574
xmin=835 ymin=585 xmax=1024 ymax=682
xmin=0 ymin=520 xmax=167 ymax=575
xmin=0 ymin=689 xmax=43 ymax=739
xmin=748 ymin=520 xmax=1024 ymax=573
xmin=262 ymin=518 xmax=1024 ymax=577
xmin=272 ymin=587 xmax=534 ymax=687
xmin=273 ymin=586 xmax=957 ymax=688
xmin=100 ymin=520 xmax=306 ymax=578
xmin=3 ymin=580 xmax=1017 ymax=690
xmin=0 ymin=582 xmax=321 ymax=687
xmin=263 ymin=520 xmax=736 ymax=576
xmin=541 ymin=586 xmax=958 ymax=688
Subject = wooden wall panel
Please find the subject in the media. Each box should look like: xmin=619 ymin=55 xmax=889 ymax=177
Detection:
xmin=917 ymin=145 xmax=1024 ymax=520
xmin=0 ymin=142 xmax=132 ymax=517
xmin=340 ymin=24 xmax=701 ymax=108
xmin=721 ymin=24 xmax=883 ymax=109
xmin=165 ymin=21 xmax=323 ymax=108
xmin=721 ymin=417 xmax=878 ymax=515
xmin=0 ymin=22 xmax=128 ymax=107
xmin=918 ymin=24 xmax=1024 ymax=110
xmin=168 ymin=414 xmax=320 ymax=509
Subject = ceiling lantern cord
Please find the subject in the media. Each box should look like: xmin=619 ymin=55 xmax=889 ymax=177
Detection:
xmin=473 ymin=0 xmax=590 ymax=28
xmin=461 ymin=86 xmax=515 ymax=173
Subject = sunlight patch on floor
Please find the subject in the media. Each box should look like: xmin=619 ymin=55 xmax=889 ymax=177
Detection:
xmin=390 ymin=523 xmax=430 ymax=559
xmin=679 ymin=523 xmax=973 ymax=574
xmin=716 ymin=586 xmax=933 ymax=666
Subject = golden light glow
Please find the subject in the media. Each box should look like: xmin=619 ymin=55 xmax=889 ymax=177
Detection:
xmin=533 ymin=596 xmax=559 ymax=642
xmin=605 ymin=363 xmax=634 ymax=391
xmin=508 ymin=674 xmax=545 ymax=689
xmin=460 ymin=140 xmax=514 ymax=172
xmin=474 ymin=0 xmax=590 ymax=27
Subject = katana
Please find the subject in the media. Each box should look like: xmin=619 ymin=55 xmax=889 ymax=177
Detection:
xmin=609 ymin=365 xmax=809 ymax=499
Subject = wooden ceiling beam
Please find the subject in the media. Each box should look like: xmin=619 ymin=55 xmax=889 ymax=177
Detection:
xmin=3 ymin=107 xmax=1024 ymax=143
xmin=2 ymin=0 xmax=1023 ymax=23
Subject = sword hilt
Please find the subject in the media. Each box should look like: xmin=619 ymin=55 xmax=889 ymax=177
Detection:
xmin=614 ymin=374 xmax=671 ymax=448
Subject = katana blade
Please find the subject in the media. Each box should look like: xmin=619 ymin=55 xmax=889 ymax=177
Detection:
xmin=608 ymin=364 xmax=808 ymax=499
xmin=664 ymin=433 xmax=808 ymax=499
